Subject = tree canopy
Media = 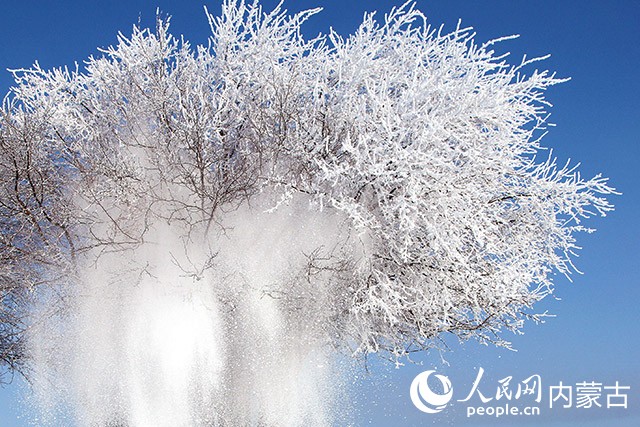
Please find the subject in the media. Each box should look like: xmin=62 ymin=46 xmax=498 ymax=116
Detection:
xmin=0 ymin=0 xmax=615 ymax=383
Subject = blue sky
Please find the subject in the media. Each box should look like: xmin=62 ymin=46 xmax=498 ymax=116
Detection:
xmin=0 ymin=1 xmax=638 ymax=426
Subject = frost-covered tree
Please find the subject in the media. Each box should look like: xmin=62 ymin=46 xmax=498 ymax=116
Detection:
xmin=0 ymin=0 xmax=614 ymax=394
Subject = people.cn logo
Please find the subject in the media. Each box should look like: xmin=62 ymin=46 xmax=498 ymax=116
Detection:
xmin=410 ymin=370 xmax=454 ymax=414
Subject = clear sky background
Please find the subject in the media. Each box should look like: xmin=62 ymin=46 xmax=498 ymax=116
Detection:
xmin=0 ymin=1 xmax=638 ymax=426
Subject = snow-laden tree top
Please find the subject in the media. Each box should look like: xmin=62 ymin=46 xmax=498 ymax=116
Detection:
xmin=0 ymin=0 xmax=615 ymax=373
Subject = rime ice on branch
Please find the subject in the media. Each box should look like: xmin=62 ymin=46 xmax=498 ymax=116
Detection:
xmin=0 ymin=0 xmax=616 ymax=375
